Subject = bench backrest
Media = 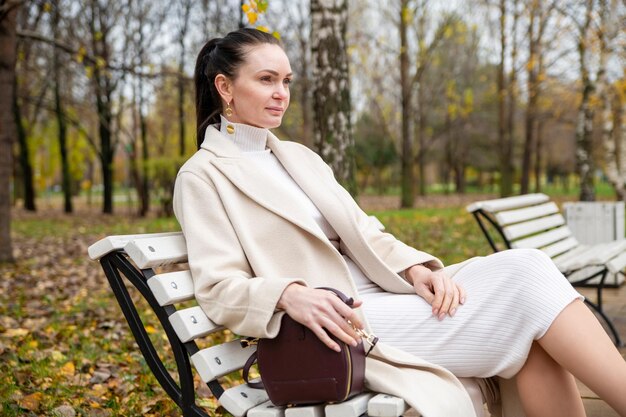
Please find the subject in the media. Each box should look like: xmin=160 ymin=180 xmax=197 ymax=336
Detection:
xmin=89 ymin=232 xmax=269 ymax=417
xmin=466 ymin=193 xmax=580 ymax=258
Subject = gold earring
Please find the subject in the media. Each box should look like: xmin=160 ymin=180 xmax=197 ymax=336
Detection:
xmin=225 ymin=102 xmax=233 ymax=117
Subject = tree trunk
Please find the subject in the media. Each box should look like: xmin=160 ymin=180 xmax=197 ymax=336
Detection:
xmin=576 ymin=0 xmax=595 ymax=201
xmin=0 ymin=3 xmax=18 ymax=262
xmin=177 ymin=0 xmax=190 ymax=157
xmin=498 ymin=0 xmax=513 ymax=197
xmin=13 ymin=77 xmax=36 ymax=211
xmin=298 ymin=35 xmax=313 ymax=148
xmin=53 ymin=0 xmax=72 ymax=213
xmin=534 ymin=120 xmax=543 ymax=192
xmin=505 ymin=0 xmax=519 ymax=196
xmin=417 ymin=83 xmax=426 ymax=196
xmin=140 ymin=93 xmax=149 ymax=216
xmin=89 ymin=1 xmax=115 ymax=213
xmin=311 ymin=0 xmax=356 ymax=196
xmin=399 ymin=0 xmax=414 ymax=207
xmin=598 ymin=0 xmax=624 ymax=200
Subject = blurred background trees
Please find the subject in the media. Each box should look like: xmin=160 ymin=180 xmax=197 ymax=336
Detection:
xmin=1 ymin=0 xmax=625 ymax=227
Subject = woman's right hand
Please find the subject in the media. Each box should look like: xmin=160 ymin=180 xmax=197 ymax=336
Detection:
xmin=277 ymin=284 xmax=364 ymax=352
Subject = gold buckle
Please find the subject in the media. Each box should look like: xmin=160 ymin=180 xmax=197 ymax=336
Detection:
xmin=348 ymin=321 xmax=379 ymax=356
xmin=240 ymin=337 xmax=258 ymax=348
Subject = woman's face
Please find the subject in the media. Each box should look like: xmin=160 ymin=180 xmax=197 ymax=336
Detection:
xmin=224 ymin=43 xmax=292 ymax=129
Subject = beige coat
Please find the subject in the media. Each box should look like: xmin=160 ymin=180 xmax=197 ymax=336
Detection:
xmin=174 ymin=126 xmax=494 ymax=416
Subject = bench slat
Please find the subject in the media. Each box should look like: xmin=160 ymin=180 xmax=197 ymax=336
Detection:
xmin=511 ymin=226 xmax=573 ymax=250
xmin=247 ymin=401 xmax=285 ymax=417
xmin=503 ymin=214 xmax=565 ymax=241
xmin=564 ymin=265 xmax=606 ymax=285
xmin=325 ymin=393 xmax=374 ymax=417
xmin=466 ymin=193 xmax=549 ymax=214
xmin=147 ymin=271 xmax=195 ymax=306
xmin=540 ymin=237 xmax=579 ymax=258
xmin=284 ymin=405 xmax=324 ymax=417
xmin=556 ymin=240 xmax=626 ymax=272
xmin=495 ymin=202 xmax=560 ymax=226
xmin=607 ymin=251 xmax=626 ymax=273
xmin=169 ymin=306 xmax=222 ymax=342
xmin=367 ymin=393 xmax=409 ymax=417
xmin=191 ymin=340 xmax=256 ymax=382
xmin=219 ymin=383 xmax=269 ymax=417
xmin=87 ymin=231 xmax=182 ymax=260
xmin=125 ymin=234 xmax=188 ymax=269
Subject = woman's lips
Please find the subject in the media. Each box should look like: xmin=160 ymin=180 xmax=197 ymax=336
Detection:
xmin=266 ymin=107 xmax=284 ymax=115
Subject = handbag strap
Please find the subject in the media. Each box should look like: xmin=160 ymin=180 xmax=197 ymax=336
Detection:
xmin=242 ymin=351 xmax=264 ymax=389
xmin=316 ymin=287 xmax=354 ymax=306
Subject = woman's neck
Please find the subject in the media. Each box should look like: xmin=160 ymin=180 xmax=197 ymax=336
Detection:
xmin=219 ymin=115 xmax=268 ymax=152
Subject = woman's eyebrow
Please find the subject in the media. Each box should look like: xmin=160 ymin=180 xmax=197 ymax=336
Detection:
xmin=257 ymin=69 xmax=293 ymax=77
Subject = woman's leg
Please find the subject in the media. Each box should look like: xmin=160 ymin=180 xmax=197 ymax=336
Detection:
xmin=538 ymin=299 xmax=626 ymax=415
xmin=516 ymin=342 xmax=585 ymax=417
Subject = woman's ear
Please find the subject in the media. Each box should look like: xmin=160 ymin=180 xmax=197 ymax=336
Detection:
xmin=214 ymin=74 xmax=232 ymax=104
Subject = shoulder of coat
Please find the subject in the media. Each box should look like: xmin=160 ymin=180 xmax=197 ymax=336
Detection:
xmin=178 ymin=148 xmax=217 ymax=175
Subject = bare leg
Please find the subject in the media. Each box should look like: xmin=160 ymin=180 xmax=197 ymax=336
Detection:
xmin=516 ymin=342 xmax=585 ymax=417
xmin=538 ymin=299 xmax=626 ymax=415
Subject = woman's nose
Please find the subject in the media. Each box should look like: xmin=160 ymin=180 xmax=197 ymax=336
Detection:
xmin=273 ymin=85 xmax=288 ymax=99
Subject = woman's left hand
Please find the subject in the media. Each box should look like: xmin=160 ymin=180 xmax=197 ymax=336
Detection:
xmin=405 ymin=264 xmax=466 ymax=320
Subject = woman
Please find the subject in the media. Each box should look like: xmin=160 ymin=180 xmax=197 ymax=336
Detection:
xmin=174 ymin=28 xmax=626 ymax=417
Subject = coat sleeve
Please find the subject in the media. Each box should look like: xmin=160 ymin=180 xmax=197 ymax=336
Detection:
xmin=173 ymin=170 xmax=306 ymax=338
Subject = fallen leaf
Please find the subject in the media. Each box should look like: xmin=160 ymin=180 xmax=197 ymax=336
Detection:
xmin=60 ymin=362 xmax=75 ymax=377
xmin=2 ymin=328 xmax=29 ymax=338
xmin=17 ymin=392 xmax=43 ymax=412
xmin=52 ymin=404 xmax=76 ymax=417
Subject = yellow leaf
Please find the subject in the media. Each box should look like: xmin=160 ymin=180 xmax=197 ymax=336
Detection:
xmin=247 ymin=11 xmax=258 ymax=25
xmin=18 ymin=392 xmax=43 ymax=412
xmin=28 ymin=340 xmax=38 ymax=349
xmin=401 ymin=7 xmax=412 ymax=23
xmin=256 ymin=25 xmax=269 ymax=33
xmin=61 ymin=362 xmax=75 ymax=377
xmin=257 ymin=0 xmax=269 ymax=12
xmin=242 ymin=4 xmax=250 ymax=12
xmin=43 ymin=3 xmax=52 ymax=13
xmin=272 ymin=31 xmax=281 ymax=40
xmin=144 ymin=325 xmax=157 ymax=334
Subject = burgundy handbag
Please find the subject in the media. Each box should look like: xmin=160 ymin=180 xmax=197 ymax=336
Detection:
xmin=242 ymin=287 xmax=378 ymax=407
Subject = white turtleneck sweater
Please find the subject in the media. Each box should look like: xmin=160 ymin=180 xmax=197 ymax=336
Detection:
xmin=219 ymin=116 xmax=382 ymax=294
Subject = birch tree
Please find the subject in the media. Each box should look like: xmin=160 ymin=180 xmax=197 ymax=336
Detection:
xmin=574 ymin=0 xmax=596 ymax=201
xmin=598 ymin=0 xmax=625 ymax=198
xmin=311 ymin=0 xmax=356 ymax=195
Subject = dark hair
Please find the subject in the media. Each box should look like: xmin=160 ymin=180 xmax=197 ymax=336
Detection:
xmin=194 ymin=28 xmax=282 ymax=149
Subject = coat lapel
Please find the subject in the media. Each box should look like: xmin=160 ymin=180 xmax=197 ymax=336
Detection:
xmin=201 ymin=127 xmax=330 ymax=245
xmin=268 ymin=132 xmax=407 ymax=288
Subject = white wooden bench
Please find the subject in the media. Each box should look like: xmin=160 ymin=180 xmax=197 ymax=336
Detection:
xmin=88 ymin=231 xmax=491 ymax=417
xmin=467 ymin=193 xmax=625 ymax=346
